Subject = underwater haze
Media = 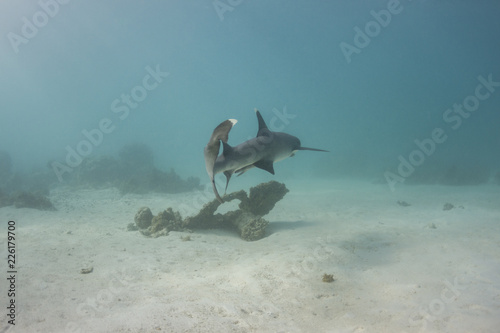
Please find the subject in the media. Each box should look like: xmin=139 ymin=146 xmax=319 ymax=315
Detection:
xmin=2 ymin=1 xmax=500 ymax=332
xmin=1 ymin=0 xmax=499 ymax=188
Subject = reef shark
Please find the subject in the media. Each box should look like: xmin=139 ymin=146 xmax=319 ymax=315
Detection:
xmin=204 ymin=109 xmax=329 ymax=203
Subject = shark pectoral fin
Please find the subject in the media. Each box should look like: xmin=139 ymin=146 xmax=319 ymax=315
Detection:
xmin=253 ymin=159 xmax=275 ymax=175
xmin=235 ymin=165 xmax=255 ymax=176
xmin=223 ymin=170 xmax=233 ymax=194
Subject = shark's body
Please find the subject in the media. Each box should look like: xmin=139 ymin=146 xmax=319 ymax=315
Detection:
xmin=204 ymin=110 xmax=328 ymax=202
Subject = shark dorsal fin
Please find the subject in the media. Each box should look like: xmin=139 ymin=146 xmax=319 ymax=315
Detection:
xmin=253 ymin=159 xmax=275 ymax=175
xmin=255 ymin=109 xmax=269 ymax=137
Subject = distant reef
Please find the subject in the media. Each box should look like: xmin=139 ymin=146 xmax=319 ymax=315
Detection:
xmin=313 ymin=152 xmax=500 ymax=187
xmin=405 ymin=164 xmax=494 ymax=186
xmin=0 ymin=190 xmax=56 ymax=211
xmin=68 ymin=143 xmax=202 ymax=194
xmin=0 ymin=149 xmax=56 ymax=210
xmin=0 ymin=144 xmax=203 ymax=210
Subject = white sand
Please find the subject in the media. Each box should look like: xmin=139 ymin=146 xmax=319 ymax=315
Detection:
xmin=1 ymin=178 xmax=499 ymax=333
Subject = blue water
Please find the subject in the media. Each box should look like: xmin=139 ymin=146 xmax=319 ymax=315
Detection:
xmin=1 ymin=0 xmax=499 ymax=190
xmin=2 ymin=3 xmax=500 ymax=332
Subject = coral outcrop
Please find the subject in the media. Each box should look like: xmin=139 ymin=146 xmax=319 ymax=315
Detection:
xmin=134 ymin=207 xmax=153 ymax=229
xmin=131 ymin=181 xmax=289 ymax=241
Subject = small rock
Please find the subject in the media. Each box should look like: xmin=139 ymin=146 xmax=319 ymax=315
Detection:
xmin=80 ymin=267 xmax=93 ymax=274
xmin=322 ymin=273 xmax=335 ymax=283
xmin=443 ymin=203 xmax=454 ymax=211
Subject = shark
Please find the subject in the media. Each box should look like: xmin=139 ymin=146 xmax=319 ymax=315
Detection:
xmin=204 ymin=109 xmax=329 ymax=203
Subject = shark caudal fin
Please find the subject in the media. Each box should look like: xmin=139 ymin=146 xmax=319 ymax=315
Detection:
xmin=204 ymin=119 xmax=237 ymax=203
xmin=207 ymin=119 xmax=237 ymax=146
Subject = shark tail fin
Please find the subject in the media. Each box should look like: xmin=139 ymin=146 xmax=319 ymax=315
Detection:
xmin=204 ymin=119 xmax=237 ymax=203
xmin=208 ymin=119 xmax=237 ymax=145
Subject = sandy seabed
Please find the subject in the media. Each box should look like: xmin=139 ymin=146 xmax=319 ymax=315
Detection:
xmin=1 ymin=178 xmax=499 ymax=333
